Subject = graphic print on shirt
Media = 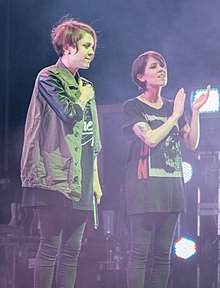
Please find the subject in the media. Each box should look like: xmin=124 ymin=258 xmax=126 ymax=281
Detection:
xmin=82 ymin=108 xmax=94 ymax=147
xmin=138 ymin=114 xmax=183 ymax=179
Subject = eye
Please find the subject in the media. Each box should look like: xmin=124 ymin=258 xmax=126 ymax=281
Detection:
xmin=159 ymin=61 xmax=166 ymax=68
xmin=83 ymin=43 xmax=94 ymax=51
xmin=83 ymin=44 xmax=90 ymax=49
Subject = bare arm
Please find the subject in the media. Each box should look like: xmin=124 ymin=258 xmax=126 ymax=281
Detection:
xmin=133 ymin=88 xmax=186 ymax=147
xmin=133 ymin=117 xmax=178 ymax=147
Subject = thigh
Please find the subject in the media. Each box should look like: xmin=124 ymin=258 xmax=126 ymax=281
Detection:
xmin=61 ymin=209 xmax=88 ymax=247
xmin=154 ymin=213 xmax=179 ymax=253
xmin=130 ymin=213 xmax=153 ymax=247
xmin=37 ymin=205 xmax=64 ymax=237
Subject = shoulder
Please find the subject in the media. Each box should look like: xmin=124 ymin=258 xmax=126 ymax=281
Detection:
xmin=34 ymin=65 xmax=58 ymax=85
xmin=38 ymin=64 xmax=77 ymax=79
xmin=123 ymin=97 xmax=140 ymax=111
xmin=37 ymin=64 xmax=57 ymax=77
xmin=37 ymin=65 xmax=73 ymax=87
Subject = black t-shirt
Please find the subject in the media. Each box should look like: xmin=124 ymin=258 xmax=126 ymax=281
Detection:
xmin=71 ymin=104 xmax=94 ymax=210
xmin=122 ymin=97 xmax=187 ymax=215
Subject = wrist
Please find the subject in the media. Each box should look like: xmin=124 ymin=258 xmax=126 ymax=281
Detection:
xmin=192 ymin=108 xmax=200 ymax=115
xmin=76 ymin=98 xmax=87 ymax=110
xmin=169 ymin=114 xmax=179 ymax=123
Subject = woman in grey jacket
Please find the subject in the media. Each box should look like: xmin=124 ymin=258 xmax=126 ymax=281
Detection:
xmin=21 ymin=18 xmax=102 ymax=288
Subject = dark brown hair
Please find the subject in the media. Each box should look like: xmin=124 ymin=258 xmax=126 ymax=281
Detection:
xmin=51 ymin=18 xmax=97 ymax=57
xmin=131 ymin=51 xmax=167 ymax=91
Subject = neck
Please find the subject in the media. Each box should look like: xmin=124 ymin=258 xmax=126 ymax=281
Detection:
xmin=60 ymin=56 xmax=78 ymax=76
xmin=142 ymin=86 xmax=162 ymax=103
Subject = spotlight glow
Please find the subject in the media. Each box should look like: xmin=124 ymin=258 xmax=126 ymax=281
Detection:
xmin=182 ymin=161 xmax=193 ymax=183
xmin=191 ymin=88 xmax=219 ymax=113
xmin=174 ymin=237 xmax=197 ymax=260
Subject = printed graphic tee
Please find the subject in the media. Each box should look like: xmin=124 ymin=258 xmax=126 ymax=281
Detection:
xmin=122 ymin=97 xmax=187 ymax=215
xmin=71 ymin=103 xmax=94 ymax=210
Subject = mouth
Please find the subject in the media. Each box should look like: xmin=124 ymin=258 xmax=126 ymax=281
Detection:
xmin=158 ymin=74 xmax=166 ymax=79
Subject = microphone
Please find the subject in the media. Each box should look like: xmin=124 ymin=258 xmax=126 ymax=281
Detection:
xmin=93 ymin=195 xmax=99 ymax=229
xmin=80 ymin=77 xmax=93 ymax=87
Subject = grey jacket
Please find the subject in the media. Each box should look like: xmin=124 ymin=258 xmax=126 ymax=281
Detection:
xmin=20 ymin=60 xmax=101 ymax=201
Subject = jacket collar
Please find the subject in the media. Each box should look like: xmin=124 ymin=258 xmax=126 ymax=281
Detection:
xmin=54 ymin=59 xmax=80 ymax=87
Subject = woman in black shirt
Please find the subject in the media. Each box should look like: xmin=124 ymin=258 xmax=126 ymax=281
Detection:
xmin=122 ymin=51 xmax=210 ymax=288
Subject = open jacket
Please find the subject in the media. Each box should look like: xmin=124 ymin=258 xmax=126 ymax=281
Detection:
xmin=20 ymin=60 xmax=102 ymax=201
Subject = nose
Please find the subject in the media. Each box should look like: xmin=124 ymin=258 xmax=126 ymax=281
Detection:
xmin=89 ymin=50 xmax=94 ymax=59
xmin=88 ymin=46 xmax=94 ymax=56
xmin=159 ymin=65 xmax=166 ymax=73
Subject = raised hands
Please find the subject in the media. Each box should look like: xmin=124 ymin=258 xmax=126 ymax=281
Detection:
xmin=172 ymin=87 xmax=186 ymax=120
xmin=192 ymin=85 xmax=211 ymax=112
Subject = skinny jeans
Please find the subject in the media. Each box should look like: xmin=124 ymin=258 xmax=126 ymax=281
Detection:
xmin=127 ymin=212 xmax=178 ymax=288
xmin=34 ymin=206 xmax=88 ymax=288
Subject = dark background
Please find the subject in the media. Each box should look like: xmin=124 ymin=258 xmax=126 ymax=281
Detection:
xmin=1 ymin=0 xmax=220 ymax=237
xmin=1 ymin=0 xmax=220 ymax=182
xmin=1 ymin=0 xmax=220 ymax=227
xmin=1 ymin=1 xmax=220 ymax=286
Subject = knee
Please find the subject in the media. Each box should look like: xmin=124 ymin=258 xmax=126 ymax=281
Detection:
xmin=38 ymin=235 xmax=61 ymax=261
xmin=130 ymin=243 xmax=149 ymax=263
xmin=61 ymin=242 xmax=82 ymax=261
xmin=154 ymin=250 xmax=171 ymax=265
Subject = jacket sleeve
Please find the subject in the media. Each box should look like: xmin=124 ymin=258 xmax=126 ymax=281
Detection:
xmin=38 ymin=70 xmax=83 ymax=126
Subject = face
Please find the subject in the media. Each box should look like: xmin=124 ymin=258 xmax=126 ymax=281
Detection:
xmin=66 ymin=32 xmax=95 ymax=70
xmin=138 ymin=56 xmax=167 ymax=88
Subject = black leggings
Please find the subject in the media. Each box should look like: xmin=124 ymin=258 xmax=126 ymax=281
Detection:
xmin=127 ymin=212 xmax=179 ymax=288
xmin=34 ymin=206 xmax=88 ymax=288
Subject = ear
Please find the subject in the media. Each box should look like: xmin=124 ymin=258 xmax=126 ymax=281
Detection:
xmin=137 ymin=73 xmax=146 ymax=83
xmin=63 ymin=45 xmax=70 ymax=55
xmin=63 ymin=45 xmax=76 ymax=55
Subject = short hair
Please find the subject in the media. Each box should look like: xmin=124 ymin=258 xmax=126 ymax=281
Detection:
xmin=51 ymin=18 xmax=97 ymax=57
xmin=131 ymin=51 xmax=167 ymax=91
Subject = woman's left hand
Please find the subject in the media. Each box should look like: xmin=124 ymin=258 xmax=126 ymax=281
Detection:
xmin=193 ymin=85 xmax=211 ymax=111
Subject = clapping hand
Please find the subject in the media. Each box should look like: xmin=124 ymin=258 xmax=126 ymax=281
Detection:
xmin=193 ymin=85 xmax=211 ymax=112
xmin=173 ymin=87 xmax=186 ymax=120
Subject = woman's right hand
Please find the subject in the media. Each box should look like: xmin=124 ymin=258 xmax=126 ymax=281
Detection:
xmin=76 ymin=78 xmax=94 ymax=110
xmin=78 ymin=78 xmax=94 ymax=102
xmin=172 ymin=87 xmax=186 ymax=120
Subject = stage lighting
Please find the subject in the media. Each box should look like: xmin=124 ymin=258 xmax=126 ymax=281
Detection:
xmin=174 ymin=237 xmax=197 ymax=260
xmin=182 ymin=161 xmax=193 ymax=183
xmin=191 ymin=88 xmax=219 ymax=114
